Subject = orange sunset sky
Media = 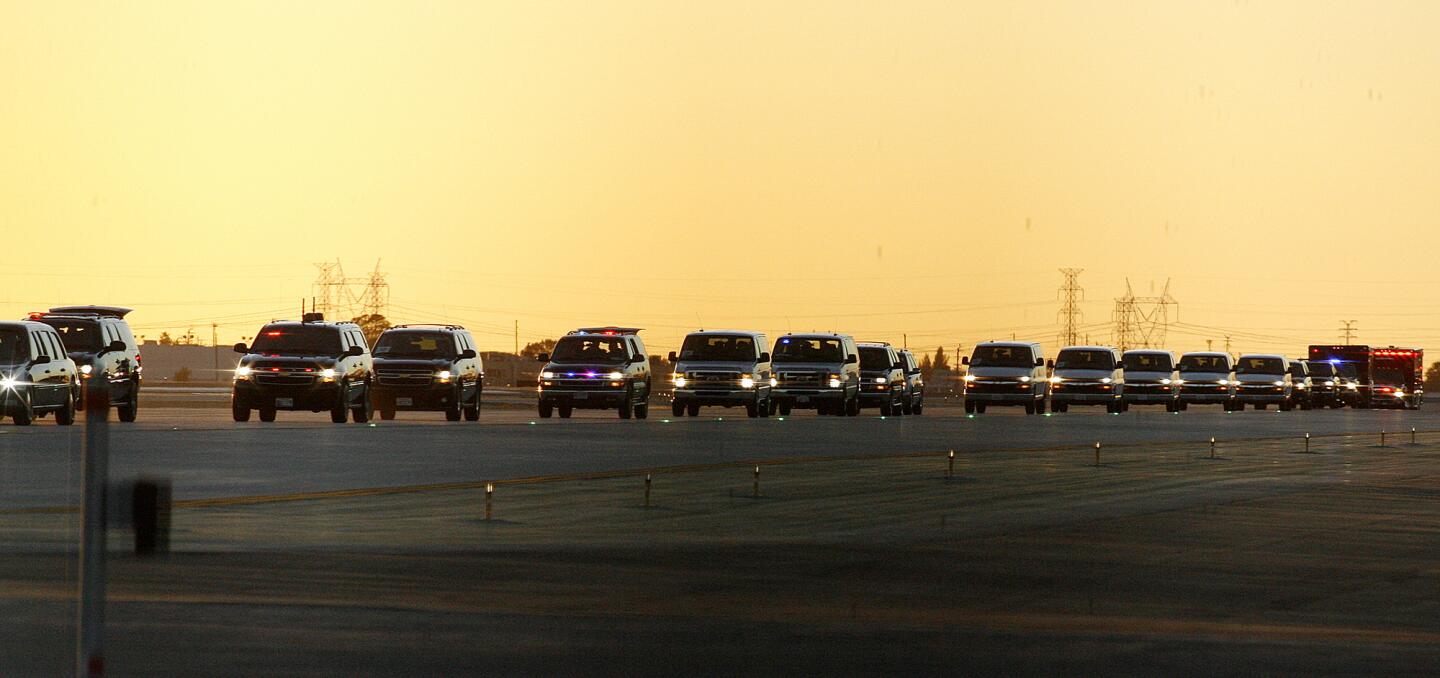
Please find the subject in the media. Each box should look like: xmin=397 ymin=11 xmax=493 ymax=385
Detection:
xmin=3 ymin=1 xmax=1439 ymax=357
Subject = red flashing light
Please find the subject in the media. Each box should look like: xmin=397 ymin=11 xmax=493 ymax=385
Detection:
xmin=265 ymin=331 xmax=283 ymax=337
xmin=603 ymin=331 xmax=617 ymax=335
xmin=269 ymin=367 xmax=280 ymax=372
xmin=28 ymin=312 xmax=44 ymax=320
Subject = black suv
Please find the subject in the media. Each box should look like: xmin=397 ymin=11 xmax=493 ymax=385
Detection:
xmin=371 ymin=325 xmax=484 ymax=421
xmin=32 ymin=306 xmax=143 ymax=422
xmin=536 ymin=327 xmax=652 ymax=419
xmin=231 ymin=314 xmax=375 ymax=423
xmin=857 ymin=342 xmax=907 ymax=415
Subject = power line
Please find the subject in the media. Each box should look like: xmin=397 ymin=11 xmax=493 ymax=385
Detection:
xmin=1057 ymin=268 xmax=1084 ymax=347
xmin=1340 ymin=320 xmax=1358 ymax=344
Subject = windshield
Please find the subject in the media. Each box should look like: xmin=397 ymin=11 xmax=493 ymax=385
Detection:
xmin=1235 ymin=357 xmax=1285 ymax=375
xmin=969 ymin=345 xmax=1035 ymax=368
xmin=1123 ymin=353 xmax=1172 ymax=371
xmin=773 ymin=337 xmax=844 ymax=363
xmin=858 ymin=347 xmax=893 ymax=370
xmin=1306 ymin=362 xmax=1336 ymax=378
xmin=40 ymin=319 xmax=103 ymax=353
xmin=1179 ymin=355 xmax=1229 ymax=372
xmin=679 ymin=335 xmax=757 ymax=362
xmin=551 ymin=336 xmax=629 ymax=364
xmin=0 ymin=328 xmax=28 ymax=364
xmin=251 ymin=325 xmax=343 ymax=356
xmin=1055 ymin=350 xmax=1115 ymax=370
xmin=1288 ymin=363 xmax=1307 ymax=378
xmin=374 ymin=332 xmax=455 ymax=359
xmin=1337 ymin=363 xmax=1359 ymax=379
xmin=1372 ymin=360 xmax=1410 ymax=385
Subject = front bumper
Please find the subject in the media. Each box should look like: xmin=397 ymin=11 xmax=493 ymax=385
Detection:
xmin=372 ymin=384 xmax=461 ymax=411
xmin=539 ymin=386 xmax=628 ymax=408
xmin=1178 ymin=385 xmax=1232 ymax=403
xmin=772 ymin=388 xmax=847 ymax=408
xmin=234 ymin=380 xmax=343 ymax=411
xmin=1050 ymin=383 xmax=1118 ymax=405
xmin=674 ymin=387 xmax=763 ymax=405
xmin=1234 ymin=386 xmax=1288 ymax=403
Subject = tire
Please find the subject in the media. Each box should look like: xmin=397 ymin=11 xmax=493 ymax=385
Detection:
xmin=778 ymin=403 xmax=792 ymax=416
xmin=464 ymin=386 xmax=481 ymax=421
xmin=445 ymin=386 xmax=462 ymax=422
xmin=913 ymin=402 xmax=923 ymax=415
xmin=618 ymin=386 xmax=634 ymax=419
xmin=686 ymin=403 xmax=700 ymax=417
xmin=116 ymin=391 xmax=138 ymax=423
xmin=975 ymin=403 xmax=987 ymax=414
xmin=635 ymin=402 xmax=648 ymax=419
xmin=380 ymin=409 xmax=396 ymax=421
xmin=55 ymin=390 xmax=76 ymax=426
xmin=538 ymin=402 xmax=553 ymax=418
xmin=11 ymin=394 xmax=32 ymax=426
xmin=1279 ymin=401 xmax=1292 ymax=413
xmin=1035 ymin=399 xmax=1046 ymax=415
xmin=259 ymin=407 xmax=277 ymax=422
xmin=232 ymin=402 xmax=251 ymax=422
xmin=880 ymin=402 xmax=893 ymax=416
xmin=964 ymin=401 xmax=974 ymax=414
xmin=759 ymin=398 xmax=771 ymax=417
xmin=1024 ymin=402 xmax=1035 ymax=415
xmin=672 ymin=401 xmax=686 ymax=417
xmin=351 ymin=386 xmax=373 ymax=423
xmin=845 ymin=396 xmax=860 ymax=416
xmin=559 ymin=404 xmax=572 ymax=418
xmin=331 ymin=386 xmax=349 ymax=423
xmin=746 ymin=401 xmax=759 ymax=418
xmin=902 ymin=399 xmax=913 ymax=415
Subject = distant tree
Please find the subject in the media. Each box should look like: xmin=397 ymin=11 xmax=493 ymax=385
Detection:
xmin=932 ymin=346 xmax=950 ymax=372
xmin=521 ymin=338 xmax=557 ymax=358
xmin=920 ymin=354 xmax=933 ymax=375
xmin=158 ymin=332 xmax=174 ymax=346
xmin=173 ymin=367 xmax=192 ymax=383
xmin=1425 ymin=362 xmax=1440 ymax=394
xmin=350 ymin=313 xmax=392 ymax=347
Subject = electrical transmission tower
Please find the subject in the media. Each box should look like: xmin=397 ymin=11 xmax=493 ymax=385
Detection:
xmin=310 ymin=259 xmax=389 ymax=321
xmin=1339 ymin=320 xmax=1358 ymax=344
xmin=1057 ymin=268 xmax=1084 ymax=347
xmin=1111 ymin=279 xmax=1178 ymax=352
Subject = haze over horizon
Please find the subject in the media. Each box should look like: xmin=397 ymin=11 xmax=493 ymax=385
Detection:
xmin=4 ymin=1 xmax=1438 ymax=356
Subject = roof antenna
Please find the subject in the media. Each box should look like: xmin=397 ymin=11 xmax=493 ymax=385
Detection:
xmin=695 ymin=311 xmax=704 ymax=332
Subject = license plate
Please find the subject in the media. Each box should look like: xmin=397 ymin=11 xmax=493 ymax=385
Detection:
xmin=573 ymin=393 xmax=589 ymax=401
xmin=797 ymin=396 xmax=810 ymax=404
xmin=275 ymin=398 xmax=293 ymax=408
xmin=396 ymin=397 xmax=413 ymax=407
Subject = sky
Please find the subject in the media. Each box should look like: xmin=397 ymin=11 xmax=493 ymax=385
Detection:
xmin=3 ymin=1 xmax=1439 ymax=358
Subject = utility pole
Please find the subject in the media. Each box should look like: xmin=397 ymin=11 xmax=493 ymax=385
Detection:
xmin=1206 ymin=339 xmax=1213 ymax=352
xmin=1057 ymin=268 xmax=1084 ymax=347
xmin=212 ymin=323 xmax=219 ymax=382
xmin=514 ymin=320 xmax=519 ymax=355
xmin=1340 ymin=320 xmax=1358 ymax=344
xmin=1224 ymin=335 xmax=1232 ymax=355
xmin=1112 ymin=278 xmax=1177 ymax=352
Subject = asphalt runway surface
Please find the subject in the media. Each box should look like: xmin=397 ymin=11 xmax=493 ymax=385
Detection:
xmin=0 ymin=399 xmax=1431 ymax=509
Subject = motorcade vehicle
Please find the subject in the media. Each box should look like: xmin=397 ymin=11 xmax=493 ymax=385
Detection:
xmin=1287 ymin=359 xmax=1314 ymax=410
xmin=1232 ymin=354 xmax=1294 ymax=411
xmin=896 ymin=349 xmax=925 ymax=415
xmin=32 ymin=306 xmax=142 ymax=422
xmin=370 ymin=325 xmax=483 ymax=421
xmin=1309 ymin=345 xmax=1372 ymax=408
xmin=770 ymin=333 xmax=861 ymax=417
xmin=0 ymin=320 xmax=79 ymax=426
xmin=1120 ymin=349 xmax=1181 ymax=412
xmin=1176 ymin=352 xmax=1236 ymax=410
xmin=857 ymin=342 xmax=907 ymax=416
xmin=536 ymin=327 xmax=651 ymax=419
xmin=1369 ymin=347 xmax=1424 ymax=410
xmin=668 ymin=330 xmax=772 ymax=418
xmin=961 ymin=342 xmax=1048 ymax=415
xmin=231 ymin=313 xmax=375 ymax=423
xmin=1301 ymin=360 xmax=1344 ymax=408
xmin=1050 ymin=346 xmax=1125 ymax=414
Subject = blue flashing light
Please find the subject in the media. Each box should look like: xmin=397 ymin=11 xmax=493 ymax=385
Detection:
xmin=781 ymin=338 xmax=790 ymax=344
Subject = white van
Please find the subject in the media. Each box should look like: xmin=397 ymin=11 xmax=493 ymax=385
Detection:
xmin=1050 ymin=346 xmax=1125 ymax=414
xmin=961 ymin=342 xmax=1048 ymax=415
xmin=1121 ymin=350 xmax=1180 ymax=412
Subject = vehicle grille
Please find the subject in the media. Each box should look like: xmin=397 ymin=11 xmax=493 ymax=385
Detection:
xmin=377 ymin=367 xmax=433 ymax=387
xmin=254 ymin=373 xmax=315 ymax=386
xmin=688 ymin=371 xmax=741 ymax=390
xmin=776 ymin=370 xmax=822 ymax=387
xmin=1053 ymin=382 xmax=1112 ymax=394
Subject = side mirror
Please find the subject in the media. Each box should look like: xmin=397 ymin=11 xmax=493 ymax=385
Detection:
xmin=536 ymin=353 xmax=549 ymax=363
xmin=631 ymin=354 xmax=645 ymax=364
xmin=458 ymin=349 xmax=477 ymax=360
xmin=961 ymin=356 xmax=970 ymax=366
xmin=1036 ymin=357 xmax=1046 ymax=367
xmin=667 ymin=351 xmax=677 ymax=362
xmin=758 ymin=352 xmax=770 ymax=363
xmin=345 ymin=345 xmax=364 ymax=357
xmin=101 ymin=339 xmax=126 ymax=355
xmin=30 ymin=354 xmax=51 ymax=366
xmin=893 ymin=361 xmax=904 ymax=370
xmin=1046 ymin=359 xmax=1055 ymax=369
xmin=233 ymin=342 xmax=249 ymax=354
xmin=845 ymin=354 xmax=857 ymax=364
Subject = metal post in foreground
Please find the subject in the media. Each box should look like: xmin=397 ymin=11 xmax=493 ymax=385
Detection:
xmin=1305 ymin=433 xmax=1311 ymax=454
xmin=484 ymin=483 xmax=494 ymax=520
xmin=947 ymin=450 xmax=955 ymax=479
xmin=644 ymin=474 xmax=652 ymax=508
xmin=1413 ymin=427 xmax=1417 ymax=445
xmin=1210 ymin=436 xmax=1216 ymax=459
xmin=1094 ymin=442 xmax=1101 ymax=467
xmin=752 ymin=465 xmax=760 ymax=498
xmin=77 ymin=381 xmax=110 ymax=678
xmin=1381 ymin=430 xmax=1387 ymax=447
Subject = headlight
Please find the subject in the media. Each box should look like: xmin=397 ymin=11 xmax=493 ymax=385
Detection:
xmin=1218 ymin=379 xmax=1230 ymax=386
xmin=875 ymin=376 xmax=887 ymax=384
xmin=769 ymin=377 xmax=777 ymax=387
xmin=80 ymin=364 xmax=93 ymax=376
xmin=672 ymin=373 xmax=687 ymax=388
xmin=542 ymin=371 xmax=556 ymax=379
xmin=608 ymin=371 xmax=624 ymax=380
xmin=234 ymin=366 xmax=251 ymax=380
xmin=320 ymin=368 xmax=336 ymax=379
xmin=1100 ymin=377 xmax=1113 ymax=384
xmin=0 ymin=376 xmax=17 ymax=390
xmin=1018 ymin=376 xmax=1031 ymax=383
xmin=828 ymin=377 xmax=842 ymax=388
xmin=963 ymin=374 xmax=977 ymax=382
xmin=1048 ymin=376 xmax=1062 ymax=384
xmin=438 ymin=370 xmax=452 ymax=382
xmin=1174 ymin=378 xmax=1185 ymax=385
xmin=1160 ymin=378 xmax=1172 ymax=385
xmin=1325 ymin=380 xmax=1335 ymax=386
xmin=1296 ymin=383 xmax=1306 ymax=389
xmin=1347 ymin=382 xmax=1359 ymax=390
xmin=1273 ymin=380 xmax=1285 ymax=387
xmin=741 ymin=376 xmax=755 ymax=389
